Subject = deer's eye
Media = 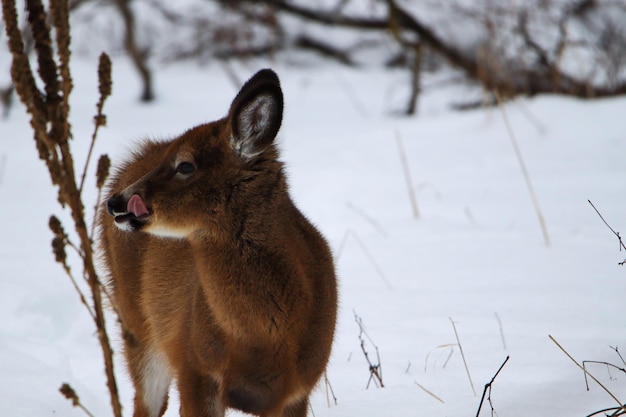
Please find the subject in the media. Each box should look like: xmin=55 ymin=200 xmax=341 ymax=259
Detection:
xmin=175 ymin=161 xmax=196 ymax=176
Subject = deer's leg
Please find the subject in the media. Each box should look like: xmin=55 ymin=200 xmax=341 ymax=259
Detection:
xmin=281 ymin=397 xmax=309 ymax=417
xmin=178 ymin=370 xmax=224 ymax=417
xmin=125 ymin=341 xmax=172 ymax=417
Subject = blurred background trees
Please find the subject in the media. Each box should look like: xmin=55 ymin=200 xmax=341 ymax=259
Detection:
xmin=3 ymin=0 xmax=626 ymax=114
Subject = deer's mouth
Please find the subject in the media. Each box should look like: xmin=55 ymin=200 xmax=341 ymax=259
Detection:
xmin=113 ymin=212 xmax=150 ymax=230
xmin=107 ymin=194 xmax=151 ymax=231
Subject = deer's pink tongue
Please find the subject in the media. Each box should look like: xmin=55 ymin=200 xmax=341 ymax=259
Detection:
xmin=127 ymin=194 xmax=149 ymax=217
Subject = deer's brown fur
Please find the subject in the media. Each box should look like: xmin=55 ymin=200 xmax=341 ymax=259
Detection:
xmin=98 ymin=69 xmax=337 ymax=417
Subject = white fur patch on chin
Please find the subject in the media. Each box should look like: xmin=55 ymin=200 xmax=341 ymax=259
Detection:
xmin=141 ymin=349 xmax=172 ymax=417
xmin=145 ymin=224 xmax=192 ymax=239
xmin=114 ymin=220 xmax=136 ymax=232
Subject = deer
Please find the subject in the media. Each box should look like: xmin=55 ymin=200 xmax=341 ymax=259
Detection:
xmin=97 ymin=69 xmax=337 ymax=417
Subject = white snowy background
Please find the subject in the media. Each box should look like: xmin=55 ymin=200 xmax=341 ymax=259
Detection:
xmin=1 ymin=53 xmax=625 ymax=416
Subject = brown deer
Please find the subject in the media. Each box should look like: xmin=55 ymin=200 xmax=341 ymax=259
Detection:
xmin=98 ymin=69 xmax=337 ymax=417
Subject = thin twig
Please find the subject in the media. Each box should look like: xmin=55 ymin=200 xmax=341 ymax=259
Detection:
xmin=494 ymin=91 xmax=550 ymax=246
xmin=450 ymin=317 xmax=476 ymax=396
xmin=549 ymin=335 xmax=624 ymax=409
xmin=332 ymin=71 xmax=370 ymax=118
xmin=512 ymin=100 xmax=547 ymax=135
xmin=494 ymin=312 xmax=507 ymax=351
xmin=350 ymin=232 xmax=393 ymax=290
xmin=65 ymin=268 xmax=97 ymax=322
xmin=475 ymin=356 xmax=509 ymax=417
xmin=79 ymin=53 xmax=111 ymax=195
xmin=324 ymin=372 xmax=337 ymax=407
xmin=64 ymin=236 xmax=84 ymax=258
xmin=334 ymin=229 xmax=351 ymax=260
xmin=588 ymin=200 xmax=626 ymax=264
xmin=354 ymin=311 xmax=384 ymax=388
xmin=220 ymin=60 xmax=242 ymax=90
xmin=346 ymin=201 xmax=387 ymax=236
xmin=90 ymin=187 xmax=104 ymax=240
xmin=588 ymin=200 xmax=625 ymax=248
xmin=78 ymin=128 xmax=100 ymax=195
xmin=91 ymin=153 xmax=110 ymax=240
xmin=442 ymin=346 xmax=455 ymax=368
xmin=610 ymin=346 xmax=626 ymax=368
xmin=583 ymin=360 xmax=626 ymax=391
xmin=336 ymin=230 xmax=392 ymax=289
xmin=584 ymin=361 xmax=626 ymax=376
xmin=583 ymin=361 xmax=626 ymax=391
xmin=395 ymin=131 xmax=420 ymax=220
xmin=586 ymin=406 xmax=626 ymax=417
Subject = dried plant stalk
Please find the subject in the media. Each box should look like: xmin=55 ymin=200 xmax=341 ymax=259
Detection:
xmin=2 ymin=1 xmax=122 ymax=416
xmin=60 ymin=383 xmax=96 ymax=417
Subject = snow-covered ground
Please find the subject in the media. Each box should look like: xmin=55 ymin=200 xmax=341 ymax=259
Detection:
xmin=1 ymin=58 xmax=625 ymax=417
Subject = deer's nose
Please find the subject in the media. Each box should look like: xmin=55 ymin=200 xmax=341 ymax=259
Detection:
xmin=107 ymin=195 xmax=128 ymax=216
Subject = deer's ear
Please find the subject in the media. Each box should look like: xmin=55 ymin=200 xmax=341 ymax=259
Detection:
xmin=228 ymin=69 xmax=283 ymax=160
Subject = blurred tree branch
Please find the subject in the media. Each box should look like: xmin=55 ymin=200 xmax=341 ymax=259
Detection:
xmin=112 ymin=0 xmax=154 ymax=101
xmin=270 ymin=0 xmax=626 ymax=101
xmin=5 ymin=0 xmax=626 ymax=111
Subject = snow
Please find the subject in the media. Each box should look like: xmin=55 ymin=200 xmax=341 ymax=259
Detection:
xmin=1 ymin=58 xmax=625 ymax=417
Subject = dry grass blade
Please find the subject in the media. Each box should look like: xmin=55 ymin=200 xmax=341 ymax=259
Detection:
xmin=335 ymin=230 xmax=392 ymax=289
xmin=324 ymin=372 xmax=338 ymax=407
xmin=346 ymin=202 xmax=387 ymax=237
xmin=495 ymin=312 xmax=507 ymax=351
xmin=549 ymin=335 xmax=624 ymax=410
xmin=415 ymin=382 xmax=445 ymax=404
xmin=395 ymin=131 xmax=420 ymax=220
xmin=494 ymin=91 xmax=550 ymax=247
xmin=450 ymin=317 xmax=476 ymax=396
xmin=424 ymin=344 xmax=456 ymax=371
xmin=350 ymin=232 xmax=392 ymax=290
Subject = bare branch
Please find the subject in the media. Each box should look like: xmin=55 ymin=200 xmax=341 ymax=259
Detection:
xmin=112 ymin=0 xmax=154 ymax=101
xmin=354 ymin=311 xmax=384 ymax=388
xmin=271 ymin=0 xmax=387 ymax=30
xmin=588 ymin=200 xmax=626 ymax=265
xmin=475 ymin=356 xmax=509 ymax=417
xmin=549 ymin=335 xmax=624 ymax=409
